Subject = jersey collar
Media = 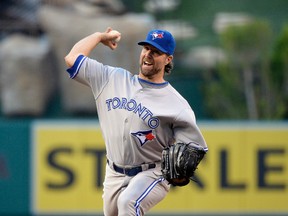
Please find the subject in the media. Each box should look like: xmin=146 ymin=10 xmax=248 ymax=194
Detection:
xmin=137 ymin=76 xmax=169 ymax=88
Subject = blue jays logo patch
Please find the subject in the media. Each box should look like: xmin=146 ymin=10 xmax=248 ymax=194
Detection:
xmin=131 ymin=130 xmax=155 ymax=146
xmin=151 ymin=32 xmax=164 ymax=40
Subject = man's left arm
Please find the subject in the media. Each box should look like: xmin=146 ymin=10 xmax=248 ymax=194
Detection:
xmin=161 ymin=108 xmax=208 ymax=186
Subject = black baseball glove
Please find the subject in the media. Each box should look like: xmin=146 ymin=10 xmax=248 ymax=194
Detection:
xmin=161 ymin=143 xmax=206 ymax=186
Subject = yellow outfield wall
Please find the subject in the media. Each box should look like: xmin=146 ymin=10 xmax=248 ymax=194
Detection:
xmin=31 ymin=121 xmax=288 ymax=215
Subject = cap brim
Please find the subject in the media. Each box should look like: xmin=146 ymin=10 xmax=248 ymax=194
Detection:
xmin=138 ymin=41 xmax=168 ymax=55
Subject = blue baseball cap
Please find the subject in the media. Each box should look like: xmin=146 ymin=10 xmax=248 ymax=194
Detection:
xmin=138 ymin=29 xmax=176 ymax=55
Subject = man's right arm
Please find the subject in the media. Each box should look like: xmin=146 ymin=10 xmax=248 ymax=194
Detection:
xmin=64 ymin=27 xmax=121 ymax=68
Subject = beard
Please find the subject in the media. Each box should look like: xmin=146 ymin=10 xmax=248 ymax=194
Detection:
xmin=139 ymin=62 xmax=162 ymax=78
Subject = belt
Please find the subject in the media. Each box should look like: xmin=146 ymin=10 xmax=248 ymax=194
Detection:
xmin=107 ymin=159 xmax=156 ymax=177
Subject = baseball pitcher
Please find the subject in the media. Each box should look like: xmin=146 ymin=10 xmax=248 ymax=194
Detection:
xmin=64 ymin=27 xmax=208 ymax=216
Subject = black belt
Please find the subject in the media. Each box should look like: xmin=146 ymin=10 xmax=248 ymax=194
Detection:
xmin=107 ymin=160 xmax=156 ymax=177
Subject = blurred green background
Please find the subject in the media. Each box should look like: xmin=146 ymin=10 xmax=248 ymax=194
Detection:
xmin=1 ymin=0 xmax=288 ymax=120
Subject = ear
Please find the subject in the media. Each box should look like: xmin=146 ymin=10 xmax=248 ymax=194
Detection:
xmin=165 ymin=55 xmax=173 ymax=65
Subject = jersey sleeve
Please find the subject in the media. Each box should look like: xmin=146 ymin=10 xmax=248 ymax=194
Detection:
xmin=66 ymin=54 xmax=116 ymax=99
xmin=173 ymin=108 xmax=208 ymax=152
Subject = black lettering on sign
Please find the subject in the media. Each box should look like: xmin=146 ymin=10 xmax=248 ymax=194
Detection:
xmin=84 ymin=148 xmax=106 ymax=188
xmin=220 ymin=149 xmax=246 ymax=190
xmin=258 ymin=148 xmax=286 ymax=190
xmin=191 ymin=174 xmax=205 ymax=189
xmin=46 ymin=147 xmax=75 ymax=189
